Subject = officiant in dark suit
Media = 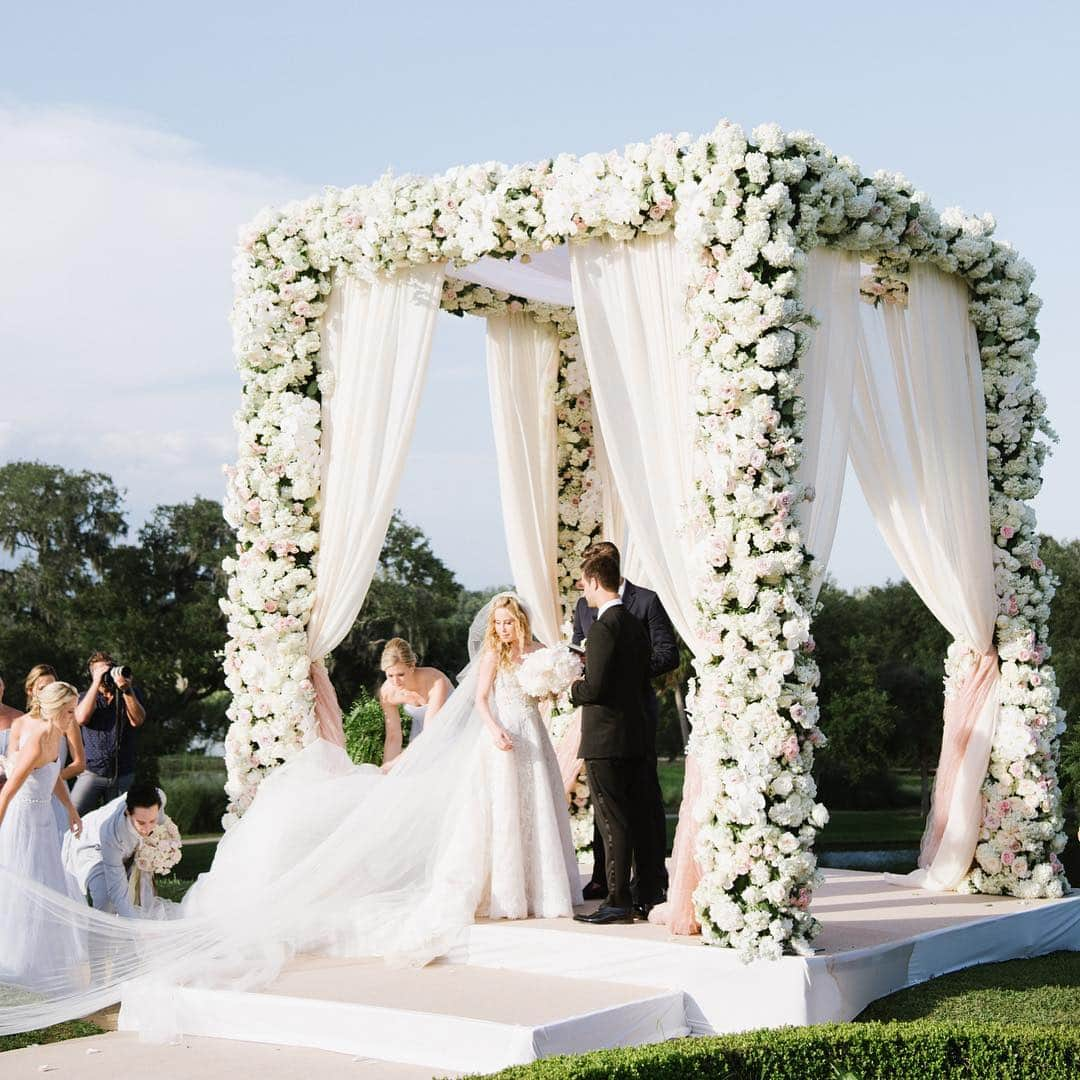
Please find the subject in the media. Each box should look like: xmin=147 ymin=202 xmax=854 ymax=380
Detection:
xmin=571 ymin=541 xmax=678 ymax=911
xmin=570 ymin=549 xmax=660 ymax=924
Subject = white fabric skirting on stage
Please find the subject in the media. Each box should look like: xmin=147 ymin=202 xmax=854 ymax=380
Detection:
xmin=462 ymin=871 xmax=1080 ymax=1034
xmin=119 ymin=871 xmax=1080 ymax=1071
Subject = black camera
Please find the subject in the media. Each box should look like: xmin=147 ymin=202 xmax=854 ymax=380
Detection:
xmin=102 ymin=665 xmax=132 ymax=690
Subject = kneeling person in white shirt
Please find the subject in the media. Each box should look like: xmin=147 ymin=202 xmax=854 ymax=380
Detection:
xmin=62 ymin=781 xmax=165 ymax=918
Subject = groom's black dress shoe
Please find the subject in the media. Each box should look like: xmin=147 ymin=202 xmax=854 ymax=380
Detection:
xmin=574 ymin=905 xmax=635 ymax=925
xmin=581 ymin=881 xmax=607 ymax=901
xmin=633 ymin=902 xmax=654 ymax=921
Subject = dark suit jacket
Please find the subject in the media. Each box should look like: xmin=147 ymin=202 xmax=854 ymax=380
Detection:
xmin=570 ymin=603 xmax=652 ymax=760
xmin=571 ymin=580 xmax=679 ymax=728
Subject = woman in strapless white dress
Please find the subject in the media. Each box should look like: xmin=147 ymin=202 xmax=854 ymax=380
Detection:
xmin=378 ymin=638 xmax=453 ymax=764
xmin=0 ymin=681 xmax=85 ymax=987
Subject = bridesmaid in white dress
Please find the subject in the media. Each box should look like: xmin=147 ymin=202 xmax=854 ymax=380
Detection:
xmin=0 ymin=681 xmax=85 ymax=987
xmin=379 ymin=638 xmax=452 ymax=763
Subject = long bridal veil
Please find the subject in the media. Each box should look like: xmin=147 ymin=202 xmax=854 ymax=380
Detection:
xmin=0 ymin=596 xmax=520 ymax=1036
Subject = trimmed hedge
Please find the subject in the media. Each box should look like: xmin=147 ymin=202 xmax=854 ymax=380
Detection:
xmin=162 ymin=773 xmax=228 ymax=834
xmin=477 ymin=1022 xmax=1080 ymax=1079
xmin=157 ymin=752 xmax=227 ymax=776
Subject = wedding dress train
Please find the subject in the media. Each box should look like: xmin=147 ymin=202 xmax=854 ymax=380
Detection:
xmin=0 ymin=597 xmax=580 ymax=1035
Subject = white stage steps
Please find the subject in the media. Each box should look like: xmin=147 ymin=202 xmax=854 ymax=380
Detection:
xmin=120 ymin=956 xmax=689 ymax=1074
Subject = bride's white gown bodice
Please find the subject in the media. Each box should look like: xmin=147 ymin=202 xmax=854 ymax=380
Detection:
xmin=478 ymin=665 xmax=580 ymax=919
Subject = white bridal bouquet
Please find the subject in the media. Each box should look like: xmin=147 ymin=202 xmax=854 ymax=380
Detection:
xmin=128 ymin=816 xmax=184 ymax=909
xmin=517 ymin=645 xmax=582 ymax=701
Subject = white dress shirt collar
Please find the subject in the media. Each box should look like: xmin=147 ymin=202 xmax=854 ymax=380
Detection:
xmin=597 ymin=596 xmax=623 ymax=620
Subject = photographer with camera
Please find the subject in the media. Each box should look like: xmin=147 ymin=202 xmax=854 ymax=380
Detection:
xmin=70 ymin=651 xmax=146 ymax=815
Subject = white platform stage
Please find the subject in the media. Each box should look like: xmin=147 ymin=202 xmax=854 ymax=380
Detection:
xmin=118 ymin=869 xmax=1080 ymax=1074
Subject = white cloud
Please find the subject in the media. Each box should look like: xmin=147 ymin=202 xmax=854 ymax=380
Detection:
xmin=0 ymin=104 xmax=514 ymax=584
xmin=0 ymin=104 xmax=303 ymax=526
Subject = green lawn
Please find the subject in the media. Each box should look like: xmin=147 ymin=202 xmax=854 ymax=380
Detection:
xmin=818 ymin=808 xmax=926 ymax=847
xmin=856 ymin=951 xmax=1080 ymax=1026
xmin=658 ymin=759 xmax=927 ymax=849
xmin=0 ymin=1020 xmax=102 ymax=1054
xmin=155 ymin=838 xmax=219 ymax=903
xmin=656 ymin=759 xmax=686 ymax=811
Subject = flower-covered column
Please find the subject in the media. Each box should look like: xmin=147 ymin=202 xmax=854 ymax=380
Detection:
xmin=673 ymin=123 xmax=828 ymax=959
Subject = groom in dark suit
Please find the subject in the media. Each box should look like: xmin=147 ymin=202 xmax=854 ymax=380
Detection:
xmin=572 ymin=542 xmax=678 ymax=910
xmin=570 ymin=550 xmax=661 ymax=924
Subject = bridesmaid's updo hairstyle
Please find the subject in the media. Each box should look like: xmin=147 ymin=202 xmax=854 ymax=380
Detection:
xmin=484 ymin=593 xmax=532 ymax=670
xmin=381 ymin=638 xmax=418 ymax=672
xmin=24 ymin=663 xmax=58 ymax=717
xmin=36 ymin=681 xmax=77 ymax=723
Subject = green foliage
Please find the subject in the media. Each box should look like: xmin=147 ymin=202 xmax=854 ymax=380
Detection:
xmin=477 ymin=1022 xmax=1080 ymax=1079
xmin=656 ymin=760 xmax=686 ymax=812
xmin=163 ymin=773 xmax=228 ymax=835
xmin=158 ymin=753 xmax=227 ymax=835
xmin=344 ymin=687 xmax=394 ymax=767
xmin=0 ymin=1020 xmax=103 ymax=1054
xmin=82 ymin=496 xmax=234 ymax=760
xmin=812 ymin=581 xmax=948 ymax=810
xmin=0 ymin=462 xmax=232 ymax=762
xmin=156 ymin=840 xmax=219 ymax=903
xmin=171 ymin=839 xmax=218 ymax=882
xmin=0 ymin=460 xmax=126 ymax=691
xmin=157 ymin=752 xmax=227 ymax=777
xmin=817 ymin=808 xmax=926 ymax=847
xmin=1041 ymin=537 xmax=1080 ymax=808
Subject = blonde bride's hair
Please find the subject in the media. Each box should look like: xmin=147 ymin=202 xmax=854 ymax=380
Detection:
xmin=36 ymin=681 xmax=77 ymax=724
xmin=482 ymin=594 xmax=531 ymax=670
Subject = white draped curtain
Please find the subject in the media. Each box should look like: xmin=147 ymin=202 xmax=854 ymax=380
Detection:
xmin=307 ymin=263 xmax=446 ymax=745
xmin=569 ymin=230 xmax=703 ymax=654
xmin=796 ymin=249 xmax=861 ymax=600
xmin=592 ymin=420 xmax=648 ymax=586
xmin=850 ymin=263 xmax=999 ymax=891
xmin=485 ymin=312 xmax=562 ymax=646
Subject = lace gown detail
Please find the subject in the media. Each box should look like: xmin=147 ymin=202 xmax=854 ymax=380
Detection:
xmin=477 ymin=664 xmax=581 ymax=919
xmin=0 ymin=753 xmax=85 ymax=987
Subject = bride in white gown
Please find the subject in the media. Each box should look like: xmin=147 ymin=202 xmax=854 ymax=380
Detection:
xmin=0 ymin=593 xmax=581 ymax=1034
xmin=472 ymin=594 xmax=581 ymax=919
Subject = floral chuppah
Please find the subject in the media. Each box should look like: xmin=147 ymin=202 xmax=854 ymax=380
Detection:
xmin=222 ymin=119 xmax=1065 ymax=961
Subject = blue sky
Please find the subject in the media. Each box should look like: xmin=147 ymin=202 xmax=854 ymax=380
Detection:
xmin=2 ymin=1 xmax=1077 ymax=588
